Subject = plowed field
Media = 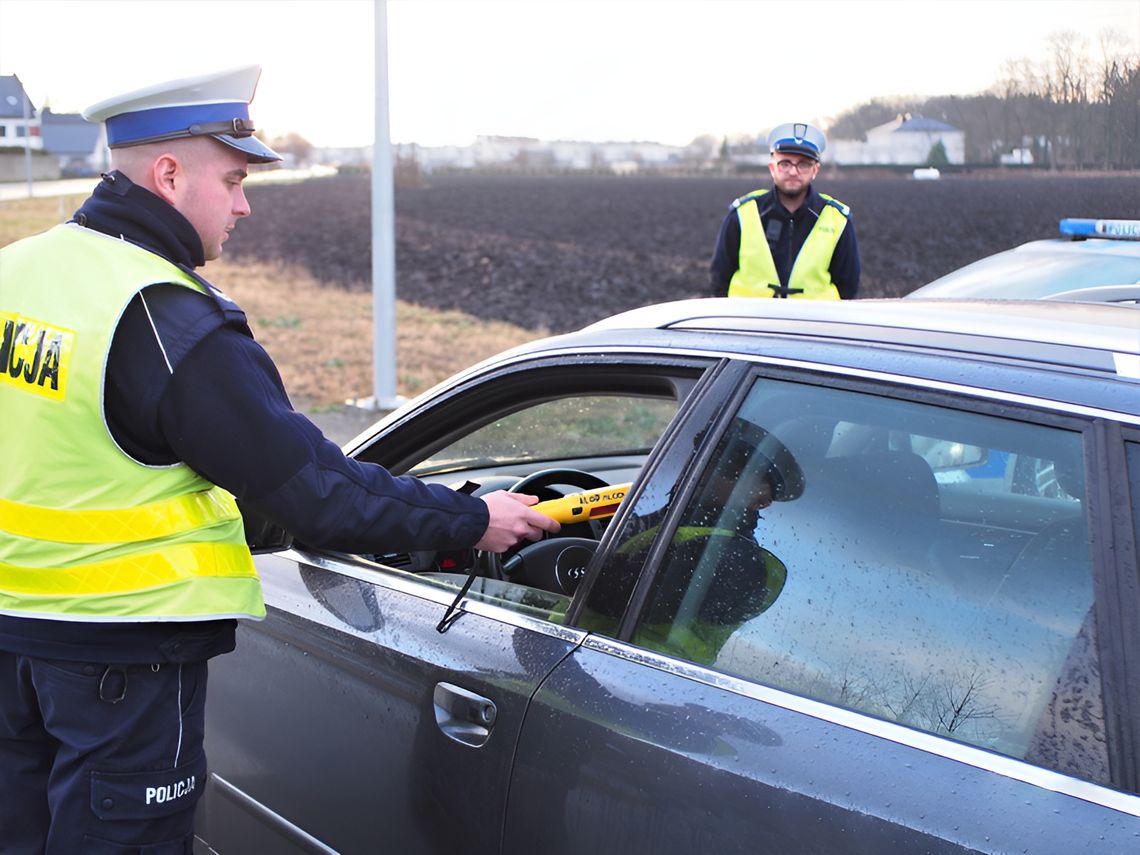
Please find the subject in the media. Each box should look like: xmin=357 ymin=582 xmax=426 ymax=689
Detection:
xmin=226 ymin=172 xmax=1140 ymax=333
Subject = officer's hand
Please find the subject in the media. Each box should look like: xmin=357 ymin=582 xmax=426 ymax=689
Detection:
xmin=475 ymin=491 xmax=561 ymax=553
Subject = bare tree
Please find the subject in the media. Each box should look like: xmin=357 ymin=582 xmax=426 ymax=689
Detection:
xmin=267 ymin=132 xmax=315 ymax=168
xmin=832 ymin=662 xmax=876 ymax=709
xmin=931 ymin=670 xmax=1001 ymax=737
xmin=827 ymin=28 xmax=1139 ymax=170
xmin=995 ymin=57 xmax=1040 ymax=159
xmin=1095 ymin=29 xmax=1140 ymax=168
xmin=881 ymin=672 xmax=932 ymax=724
xmin=868 ymin=667 xmax=1002 ymax=745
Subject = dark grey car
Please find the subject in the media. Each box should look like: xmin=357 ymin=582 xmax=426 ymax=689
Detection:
xmin=195 ymin=298 xmax=1140 ymax=854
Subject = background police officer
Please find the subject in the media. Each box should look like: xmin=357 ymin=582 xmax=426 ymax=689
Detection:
xmin=0 ymin=66 xmax=558 ymax=853
xmin=710 ymin=121 xmax=861 ymax=299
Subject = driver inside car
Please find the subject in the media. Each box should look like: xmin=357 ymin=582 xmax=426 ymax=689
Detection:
xmin=575 ymin=419 xmax=805 ymax=665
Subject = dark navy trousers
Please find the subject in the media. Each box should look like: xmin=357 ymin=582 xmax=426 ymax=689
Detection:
xmin=0 ymin=653 xmax=208 ymax=854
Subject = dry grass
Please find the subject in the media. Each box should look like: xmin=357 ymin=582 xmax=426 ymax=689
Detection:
xmin=209 ymin=257 xmax=545 ymax=409
xmin=1 ymin=195 xmax=546 ymax=411
xmin=0 ymin=194 xmax=90 ymax=244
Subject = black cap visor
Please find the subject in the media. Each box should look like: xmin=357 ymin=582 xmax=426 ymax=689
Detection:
xmin=772 ymin=142 xmax=821 ymax=162
xmin=214 ymin=133 xmax=283 ymax=164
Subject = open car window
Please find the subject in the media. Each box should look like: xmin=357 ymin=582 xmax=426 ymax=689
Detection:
xmin=340 ymin=362 xmax=704 ymax=623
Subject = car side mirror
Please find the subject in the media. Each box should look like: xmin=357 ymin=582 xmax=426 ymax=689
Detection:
xmin=240 ymin=502 xmax=294 ymax=554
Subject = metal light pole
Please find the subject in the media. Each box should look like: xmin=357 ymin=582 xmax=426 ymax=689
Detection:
xmin=370 ymin=0 xmax=402 ymax=409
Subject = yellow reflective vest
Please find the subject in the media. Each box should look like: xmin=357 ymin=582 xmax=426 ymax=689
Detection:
xmin=727 ymin=189 xmax=850 ymax=300
xmin=0 ymin=224 xmax=264 ymax=622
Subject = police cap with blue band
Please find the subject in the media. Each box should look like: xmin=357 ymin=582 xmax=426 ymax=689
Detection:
xmin=83 ymin=65 xmax=282 ymax=164
xmin=767 ymin=122 xmax=827 ymax=162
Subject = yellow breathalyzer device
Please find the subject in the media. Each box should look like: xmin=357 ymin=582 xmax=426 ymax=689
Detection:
xmin=532 ymin=483 xmax=632 ymax=524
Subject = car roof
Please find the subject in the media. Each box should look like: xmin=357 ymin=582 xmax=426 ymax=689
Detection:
xmin=398 ymin=298 xmax=1139 ymax=452
xmin=582 ymin=297 xmax=1139 ymax=358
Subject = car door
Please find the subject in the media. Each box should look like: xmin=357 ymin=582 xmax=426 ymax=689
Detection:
xmin=197 ymin=550 xmax=580 ymax=855
xmin=503 ymin=362 xmax=1140 ymax=854
xmin=196 ymin=356 xmax=709 ymax=854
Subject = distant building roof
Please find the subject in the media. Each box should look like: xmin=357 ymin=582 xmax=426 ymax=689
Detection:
xmin=40 ymin=109 xmax=101 ymax=157
xmin=863 ymin=113 xmax=961 ymax=141
xmin=0 ymin=75 xmax=36 ymax=119
xmin=896 ymin=115 xmax=958 ymax=133
xmin=476 ymin=135 xmax=540 ymax=144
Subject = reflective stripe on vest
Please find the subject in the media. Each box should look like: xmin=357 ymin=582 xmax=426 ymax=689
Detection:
xmin=0 ymin=547 xmax=260 ymax=620
xmin=0 ymin=543 xmax=256 ymax=596
xmin=728 ymin=190 xmax=848 ymax=299
xmin=0 ymin=224 xmax=263 ymax=622
xmin=0 ymin=488 xmax=241 ymax=543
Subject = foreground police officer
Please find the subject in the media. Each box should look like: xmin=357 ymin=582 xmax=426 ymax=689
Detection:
xmin=710 ymin=121 xmax=861 ymax=299
xmin=0 ymin=66 xmax=558 ymax=853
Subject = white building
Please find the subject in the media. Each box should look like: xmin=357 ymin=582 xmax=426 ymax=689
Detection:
xmin=999 ymin=147 xmax=1035 ymax=166
xmin=830 ymin=114 xmax=965 ymax=166
xmin=395 ymin=135 xmax=685 ymax=173
xmin=0 ymin=75 xmax=43 ymax=151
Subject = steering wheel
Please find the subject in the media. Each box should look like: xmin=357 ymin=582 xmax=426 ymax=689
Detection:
xmin=487 ymin=468 xmax=610 ymax=593
xmin=507 ymin=467 xmax=610 ymax=501
xmin=501 ymin=537 xmax=600 ymax=596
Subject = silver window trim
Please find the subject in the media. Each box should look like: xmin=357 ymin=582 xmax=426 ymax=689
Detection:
xmin=557 ymin=344 xmax=1140 ymax=424
xmin=581 ymin=634 xmax=1140 ymax=818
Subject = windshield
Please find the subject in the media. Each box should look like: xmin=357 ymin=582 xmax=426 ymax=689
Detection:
xmin=411 ymin=395 xmax=676 ymax=475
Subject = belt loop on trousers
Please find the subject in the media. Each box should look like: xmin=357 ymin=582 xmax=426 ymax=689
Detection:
xmin=98 ymin=666 xmax=127 ymax=704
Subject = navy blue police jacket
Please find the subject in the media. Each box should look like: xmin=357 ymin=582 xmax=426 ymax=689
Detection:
xmin=0 ymin=171 xmax=489 ymax=664
xmin=708 ymin=183 xmax=861 ymax=298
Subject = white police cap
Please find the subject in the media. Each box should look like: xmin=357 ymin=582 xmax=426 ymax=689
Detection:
xmin=767 ymin=122 xmax=827 ymax=162
xmin=83 ymin=65 xmax=282 ymax=164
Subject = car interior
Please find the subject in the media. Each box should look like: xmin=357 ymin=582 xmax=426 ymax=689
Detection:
xmin=336 ymin=362 xmax=703 ymax=604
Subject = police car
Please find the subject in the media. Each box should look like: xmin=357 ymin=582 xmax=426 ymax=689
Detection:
xmin=908 ymin=218 xmax=1140 ymax=303
xmin=197 ymin=298 xmax=1140 ymax=855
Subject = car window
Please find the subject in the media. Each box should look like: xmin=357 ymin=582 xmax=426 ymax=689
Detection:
xmin=356 ymin=386 xmax=681 ymax=623
xmin=411 ymin=395 xmax=676 ymax=475
xmin=618 ymin=377 xmax=1108 ymax=786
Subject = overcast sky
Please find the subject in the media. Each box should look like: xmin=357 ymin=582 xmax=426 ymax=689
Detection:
xmin=1 ymin=0 xmax=1137 ymax=147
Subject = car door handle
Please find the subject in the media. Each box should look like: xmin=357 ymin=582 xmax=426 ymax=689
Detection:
xmin=433 ymin=682 xmax=497 ymax=748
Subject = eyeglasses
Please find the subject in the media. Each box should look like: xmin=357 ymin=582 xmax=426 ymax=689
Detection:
xmin=774 ymin=159 xmax=818 ymax=174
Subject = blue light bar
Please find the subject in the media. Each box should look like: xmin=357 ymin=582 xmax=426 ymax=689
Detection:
xmin=1059 ymin=218 xmax=1140 ymax=240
